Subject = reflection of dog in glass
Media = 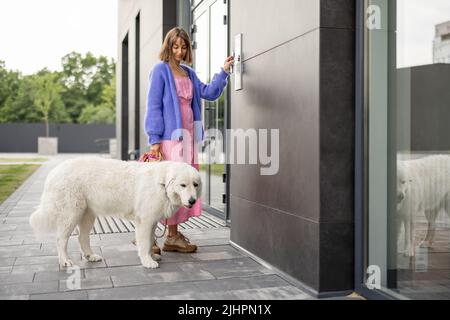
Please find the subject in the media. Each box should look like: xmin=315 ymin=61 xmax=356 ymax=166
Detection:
xmin=397 ymin=156 xmax=450 ymax=257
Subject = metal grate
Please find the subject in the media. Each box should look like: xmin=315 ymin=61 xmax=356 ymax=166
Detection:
xmin=72 ymin=212 xmax=226 ymax=235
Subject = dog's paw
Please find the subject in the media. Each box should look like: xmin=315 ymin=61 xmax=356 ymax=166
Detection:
xmin=60 ymin=259 xmax=74 ymax=268
xmin=141 ymin=256 xmax=159 ymax=269
xmin=152 ymin=254 xmax=162 ymax=261
xmin=85 ymin=254 xmax=103 ymax=262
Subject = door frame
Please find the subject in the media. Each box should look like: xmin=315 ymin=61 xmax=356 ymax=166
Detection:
xmin=354 ymin=0 xmax=397 ymax=300
xmin=191 ymin=0 xmax=231 ymax=224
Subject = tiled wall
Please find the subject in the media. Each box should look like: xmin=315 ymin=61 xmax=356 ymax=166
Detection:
xmin=229 ymin=0 xmax=355 ymax=295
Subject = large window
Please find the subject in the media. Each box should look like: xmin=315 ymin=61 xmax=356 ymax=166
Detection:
xmin=360 ymin=0 xmax=450 ymax=299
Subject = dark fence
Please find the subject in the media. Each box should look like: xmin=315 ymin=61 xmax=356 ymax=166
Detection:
xmin=0 ymin=123 xmax=115 ymax=153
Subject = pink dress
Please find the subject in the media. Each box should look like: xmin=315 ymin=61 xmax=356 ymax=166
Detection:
xmin=160 ymin=76 xmax=202 ymax=226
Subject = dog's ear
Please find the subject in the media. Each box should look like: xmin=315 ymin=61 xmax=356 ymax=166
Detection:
xmin=159 ymin=165 xmax=175 ymax=187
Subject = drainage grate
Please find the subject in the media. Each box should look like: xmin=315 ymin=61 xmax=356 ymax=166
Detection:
xmin=72 ymin=212 xmax=226 ymax=235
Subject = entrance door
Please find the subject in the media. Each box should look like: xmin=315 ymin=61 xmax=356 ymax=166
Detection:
xmin=191 ymin=0 xmax=229 ymax=220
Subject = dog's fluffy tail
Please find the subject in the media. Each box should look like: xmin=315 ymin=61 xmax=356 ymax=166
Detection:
xmin=29 ymin=207 xmax=57 ymax=234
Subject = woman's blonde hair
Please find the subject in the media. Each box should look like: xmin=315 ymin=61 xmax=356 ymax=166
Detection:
xmin=159 ymin=27 xmax=193 ymax=66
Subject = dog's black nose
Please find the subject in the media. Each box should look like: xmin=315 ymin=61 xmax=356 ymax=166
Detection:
xmin=189 ymin=198 xmax=196 ymax=205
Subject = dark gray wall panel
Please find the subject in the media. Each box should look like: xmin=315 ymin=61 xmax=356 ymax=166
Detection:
xmin=230 ymin=30 xmax=320 ymax=222
xmin=320 ymin=0 xmax=355 ymax=29
xmin=230 ymin=195 xmax=320 ymax=290
xmin=319 ymin=28 xmax=355 ymax=224
xmin=319 ymin=222 xmax=354 ymax=292
xmin=230 ymin=0 xmax=355 ymax=295
xmin=230 ymin=0 xmax=320 ymax=60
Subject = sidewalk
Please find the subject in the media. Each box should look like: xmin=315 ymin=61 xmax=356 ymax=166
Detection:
xmin=0 ymin=154 xmax=313 ymax=300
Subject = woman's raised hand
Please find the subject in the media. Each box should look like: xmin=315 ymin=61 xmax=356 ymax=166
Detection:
xmin=223 ymin=55 xmax=235 ymax=74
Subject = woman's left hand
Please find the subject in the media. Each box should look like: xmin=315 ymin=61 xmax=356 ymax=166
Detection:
xmin=223 ymin=56 xmax=235 ymax=74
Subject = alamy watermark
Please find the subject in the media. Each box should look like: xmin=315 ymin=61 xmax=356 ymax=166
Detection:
xmin=366 ymin=265 xmax=381 ymax=290
xmin=366 ymin=5 xmax=382 ymax=30
xmin=66 ymin=265 xmax=81 ymax=290
xmin=167 ymin=128 xmax=280 ymax=176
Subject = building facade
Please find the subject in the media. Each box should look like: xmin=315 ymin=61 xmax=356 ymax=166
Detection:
xmin=117 ymin=0 xmax=450 ymax=299
xmin=434 ymin=21 xmax=450 ymax=64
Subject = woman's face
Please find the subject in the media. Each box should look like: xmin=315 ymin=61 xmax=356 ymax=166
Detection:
xmin=171 ymin=37 xmax=188 ymax=63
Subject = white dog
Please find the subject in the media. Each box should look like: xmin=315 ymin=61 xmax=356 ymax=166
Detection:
xmin=397 ymin=155 xmax=450 ymax=257
xmin=29 ymin=157 xmax=202 ymax=269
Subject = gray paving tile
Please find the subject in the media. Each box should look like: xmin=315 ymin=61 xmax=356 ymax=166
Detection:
xmin=40 ymin=245 xmax=102 ymax=257
xmin=99 ymin=233 xmax=135 ymax=242
xmin=39 ymin=236 xmax=102 ymax=248
xmin=181 ymin=257 xmax=276 ymax=279
xmin=59 ymin=277 xmax=113 ymax=292
xmin=0 ymin=281 xmax=58 ymax=296
xmin=0 ymin=257 xmax=15 ymax=267
xmin=192 ymin=251 xmax=244 ymax=261
xmin=6 ymin=212 xmax=33 ymax=218
xmin=21 ymin=235 xmax=83 ymax=245
xmin=87 ymin=275 xmax=297 ymax=300
xmin=0 ymin=272 xmax=35 ymax=285
xmin=14 ymin=225 xmax=34 ymax=232
xmin=84 ymin=263 xmax=182 ymax=279
xmin=193 ymin=239 xmax=231 ymax=246
xmin=30 ymin=290 xmax=88 ymax=300
xmin=191 ymin=245 xmax=240 ymax=253
xmin=0 ymin=295 xmax=29 ymax=300
xmin=99 ymin=243 xmax=137 ymax=254
xmin=2 ymin=217 xmax=31 ymax=225
xmin=15 ymin=255 xmax=61 ymax=266
xmin=0 ymin=266 xmax=12 ymax=273
xmin=0 ymin=225 xmax=17 ymax=232
xmin=111 ymin=269 xmax=216 ymax=287
xmin=0 ymin=240 xmax=24 ymax=247
xmin=103 ymin=252 xmax=141 ymax=268
xmin=156 ymin=285 xmax=310 ymax=300
xmin=12 ymin=264 xmax=60 ymax=274
xmin=0 ymin=244 xmax=44 ymax=258
xmin=34 ymin=269 xmax=85 ymax=282
xmin=74 ymin=259 xmax=108 ymax=270
xmin=155 ymin=251 xmax=199 ymax=263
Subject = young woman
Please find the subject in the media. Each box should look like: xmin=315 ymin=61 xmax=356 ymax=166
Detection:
xmin=144 ymin=27 xmax=234 ymax=253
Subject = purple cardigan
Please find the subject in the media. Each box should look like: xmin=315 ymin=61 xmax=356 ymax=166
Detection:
xmin=144 ymin=61 xmax=230 ymax=146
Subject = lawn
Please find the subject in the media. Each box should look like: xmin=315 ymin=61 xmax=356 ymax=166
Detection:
xmin=0 ymin=164 xmax=41 ymax=204
xmin=0 ymin=158 xmax=47 ymax=163
xmin=200 ymin=164 xmax=225 ymax=176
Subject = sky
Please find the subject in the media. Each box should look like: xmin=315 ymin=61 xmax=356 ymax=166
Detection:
xmin=0 ymin=0 xmax=118 ymax=75
xmin=397 ymin=0 xmax=450 ymax=68
xmin=0 ymin=0 xmax=449 ymax=74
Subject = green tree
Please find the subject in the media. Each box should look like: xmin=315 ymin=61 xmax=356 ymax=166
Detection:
xmin=78 ymin=75 xmax=116 ymax=124
xmin=0 ymin=61 xmax=21 ymax=122
xmin=34 ymin=72 xmax=69 ymax=136
xmin=0 ymin=75 xmax=40 ymax=123
xmin=60 ymin=52 xmax=115 ymax=123
xmin=0 ymin=52 xmax=115 ymax=125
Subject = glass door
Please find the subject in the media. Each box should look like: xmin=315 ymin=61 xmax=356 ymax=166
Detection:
xmin=357 ymin=0 xmax=450 ymax=299
xmin=192 ymin=0 xmax=229 ymax=220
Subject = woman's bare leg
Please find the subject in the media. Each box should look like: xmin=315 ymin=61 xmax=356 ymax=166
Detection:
xmin=168 ymin=224 xmax=178 ymax=237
